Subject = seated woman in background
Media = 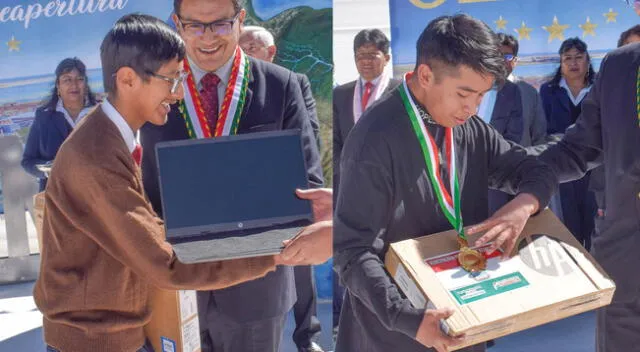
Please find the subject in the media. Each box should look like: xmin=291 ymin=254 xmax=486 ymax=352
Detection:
xmin=539 ymin=38 xmax=598 ymax=251
xmin=21 ymin=57 xmax=98 ymax=191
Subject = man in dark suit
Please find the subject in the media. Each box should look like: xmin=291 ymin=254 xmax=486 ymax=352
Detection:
xmin=239 ymin=25 xmax=324 ymax=352
xmin=140 ymin=1 xmax=323 ymax=351
xmin=534 ymin=42 xmax=640 ymax=352
xmin=333 ymin=29 xmax=401 ymax=195
xmin=475 ymin=68 xmax=524 ymax=215
xmin=331 ymin=28 xmax=401 ymax=332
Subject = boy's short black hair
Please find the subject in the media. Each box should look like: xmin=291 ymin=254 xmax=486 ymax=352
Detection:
xmin=100 ymin=14 xmax=185 ymax=95
xmin=414 ymin=14 xmax=507 ymax=85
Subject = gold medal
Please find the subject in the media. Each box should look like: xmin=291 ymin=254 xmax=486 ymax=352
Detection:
xmin=458 ymin=247 xmax=487 ymax=273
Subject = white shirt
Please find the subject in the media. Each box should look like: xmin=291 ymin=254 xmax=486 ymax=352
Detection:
xmin=101 ymin=98 xmax=137 ymax=153
xmin=189 ymin=53 xmax=235 ymax=110
xmin=56 ymin=99 xmax=92 ymax=128
xmin=559 ymin=78 xmax=591 ymax=106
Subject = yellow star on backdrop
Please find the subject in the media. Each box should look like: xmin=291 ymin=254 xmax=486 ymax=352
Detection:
xmin=542 ymin=16 xmax=569 ymax=43
xmin=514 ymin=21 xmax=533 ymax=40
xmin=603 ymin=8 xmax=618 ymax=23
xmin=579 ymin=17 xmax=598 ymax=37
xmin=494 ymin=16 xmax=508 ymax=30
xmin=7 ymin=35 xmax=21 ymax=52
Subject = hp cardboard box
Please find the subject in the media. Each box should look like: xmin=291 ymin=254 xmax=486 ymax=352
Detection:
xmin=144 ymin=288 xmax=201 ymax=352
xmin=385 ymin=210 xmax=615 ymax=350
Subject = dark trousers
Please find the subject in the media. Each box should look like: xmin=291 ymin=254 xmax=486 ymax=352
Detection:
xmin=293 ymin=265 xmax=322 ymax=348
xmin=333 ymin=269 xmax=345 ymax=328
xmin=198 ymin=293 xmax=287 ymax=352
xmin=596 ymin=297 xmax=640 ymax=352
xmin=558 ymin=174 xmax=597 ymax=251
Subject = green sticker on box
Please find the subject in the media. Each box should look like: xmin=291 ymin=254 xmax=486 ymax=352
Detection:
xmin=450 ymin=272 xmax=529 ymax=305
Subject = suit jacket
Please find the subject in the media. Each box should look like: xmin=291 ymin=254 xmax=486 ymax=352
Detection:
xmin=514 ymin=79 xmax=547 ymax=147
xmin=332 ymin=77 xmax=401 ymax=195
xmin=539 ymin=43 xmax=640 ymax=302
xmin=21 ymin=107 xmax=74 ymax=191
xmin=140 ymin=56 xmax=323 ymax=322
xmin=489 ymin=80 xmax=523 ymax=144
xmin=540 ymin=80 xmax=584 ymax=135
xmin=296 ymin=73 xmax=321 ymax=149
xmin=34 ymin=107 xmax=276 ymax=352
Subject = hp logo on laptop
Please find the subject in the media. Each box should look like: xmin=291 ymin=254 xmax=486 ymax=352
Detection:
xmin=237 ymin=222 xmax=244 ymax=228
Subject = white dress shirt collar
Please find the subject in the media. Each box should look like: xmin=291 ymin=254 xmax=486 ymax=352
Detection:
xmin=559 ymin=77 xmax=591 ymax=106
xmin=55 ymin=99 xmax=92 ymax=128
xmin=101 ymin=98 xmax=137 ymax=153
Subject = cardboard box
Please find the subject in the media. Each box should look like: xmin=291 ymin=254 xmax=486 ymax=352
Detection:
xmin=144 ymin=288 xmax=201 ymax=352
xmin=385 ymin=209 xmax=615 ymax=350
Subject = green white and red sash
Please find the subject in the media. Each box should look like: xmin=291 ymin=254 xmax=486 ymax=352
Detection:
xmin=399 ymin=72 xmax=466 ymax=240
xmin=179 ymin=46 xmax=250 ymax=139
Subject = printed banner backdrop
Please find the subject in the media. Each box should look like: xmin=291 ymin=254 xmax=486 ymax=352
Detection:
xmin=0 ymin=0 xmax=332 ymax=140
xmin=389 ymin=0 xmax=640 ymax=87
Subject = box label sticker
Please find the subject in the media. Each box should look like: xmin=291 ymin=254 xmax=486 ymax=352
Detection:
xmin=161 ymin=337 xmax=176 ymax=352
xmin=395 ymin=264 xmax=427 ymax=308
xmin=450 ymin=272 xmax=529 ymax=305
xmin=181 ymin=316 xmax=202 ymax=352
xmin=179 ymin=290 xmax=198 ymax=322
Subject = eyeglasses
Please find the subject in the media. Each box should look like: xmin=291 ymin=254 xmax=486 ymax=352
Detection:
xmin=177 ymin=12 xmax=240 ymax=37
xmin=503 ymin=54 xmax=517 ymax=62
xmin=147 ymin=71 xmax=188 ymax=94
xmin=355 ymin=52 xmax=384 ymax=61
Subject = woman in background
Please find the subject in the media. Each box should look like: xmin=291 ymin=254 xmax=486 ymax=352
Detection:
xmin=21 ymin=57 xmax=97 ymax=191
xmin=539 ymin=38 xmax=598 ymax=250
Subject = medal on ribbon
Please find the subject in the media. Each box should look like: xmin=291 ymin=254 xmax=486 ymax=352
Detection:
xmin=179 ymin=46 xmax=250 ymax=139
xmin=400 ymin=72 xmax=486 ymax=273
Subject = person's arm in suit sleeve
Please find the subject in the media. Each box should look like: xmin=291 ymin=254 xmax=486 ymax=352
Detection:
xmin=297 ymin=74 xmax=321 ymax=150
xmin=283 ymin=71 xmax=324 ymax=188
xmin=21 ymin=111 xmax=48 ymax=179
xmin=139 ymin=123 xmax=162 ymax=217
xmin=51 ymin=156 xmax=278 ymax=291
xmin=530 ymin=89 xmax=548 ymax=146
xmin=333 ymin=132 xmax=424 ymax=339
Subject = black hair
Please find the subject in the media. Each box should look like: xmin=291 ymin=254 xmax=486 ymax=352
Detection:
xmin=550 ymin=37 xmax=595 ymax=86
xmin=42 ymin=57 xmax=97 ymax=111
xmin=414 ymin=14 xmax=507 ymax=85
xmin=174 ymin=0 xmax=242 ymax=17
xmin=618 ymin=24 xmax=640 ymax=48
xmin=353 ymin=29 xmax=390 ymax=55
xmin=497 ymin=32 xmax=519 ymax=56
xmin=100 ymin=13 xmax=186 ymax=95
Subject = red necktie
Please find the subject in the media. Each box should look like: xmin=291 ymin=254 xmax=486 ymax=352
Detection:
xmin=200 ymin=73 xmax=221 ymax=135
xmin=132 ymin=144 xmax=142 ymax=166
xmin=361 ymin=81 xmax=373 ymax=111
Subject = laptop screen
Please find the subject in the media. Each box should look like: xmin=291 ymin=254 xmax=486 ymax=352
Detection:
xmin=156 ymin=130 xmax=312 ymax=237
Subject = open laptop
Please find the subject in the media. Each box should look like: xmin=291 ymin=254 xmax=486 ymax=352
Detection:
xmin=155 ymin=129 xmax=314 ymax=263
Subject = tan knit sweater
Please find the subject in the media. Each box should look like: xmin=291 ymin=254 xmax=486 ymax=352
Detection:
xmin=33 ymin=107 xmax=276 ymax=352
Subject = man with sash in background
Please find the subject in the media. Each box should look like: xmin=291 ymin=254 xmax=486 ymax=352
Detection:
xmin=333 ymin=14 xmax=557 ymax=352
xmin=140 ymin=0 xmax=323 ymax=351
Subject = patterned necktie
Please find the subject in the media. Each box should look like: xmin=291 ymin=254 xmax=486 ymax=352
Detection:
xmin=200 ymin=73 xmax=221 ymax=135
xmin=361 ymin=81 xmax=374 ymax=111
xmin=132 ymin=144 xmax=143 ymax=166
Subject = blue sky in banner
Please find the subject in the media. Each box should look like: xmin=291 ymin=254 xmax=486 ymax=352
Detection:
xmin=389 ymin=0 xmax=639 ymax=66
xmin=0 ymin=1 xmax=173 ymax=79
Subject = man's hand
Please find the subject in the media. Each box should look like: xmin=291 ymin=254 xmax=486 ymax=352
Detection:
xmin=416 ymin=308 xmax=465 ymax=352
xmin=296 ymin=188 xmax=332 ymax=222
xmin=278 ymin=220 xmax=333 ymax=266
xmin=467 ymin=193 xmax=540 ymax=258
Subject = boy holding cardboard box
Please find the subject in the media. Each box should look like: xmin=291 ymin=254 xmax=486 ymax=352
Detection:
xmin=333 ymin=14 xmax=557 ymax=352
